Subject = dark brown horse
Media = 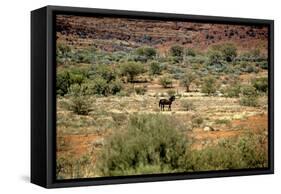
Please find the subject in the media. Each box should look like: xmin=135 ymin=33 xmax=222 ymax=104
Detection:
xmin=159 ymin=96 xmax=176 ymax=111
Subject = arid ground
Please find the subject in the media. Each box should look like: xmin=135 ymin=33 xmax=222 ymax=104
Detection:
xmin=56 ymin=15 xmax=269 ymax=179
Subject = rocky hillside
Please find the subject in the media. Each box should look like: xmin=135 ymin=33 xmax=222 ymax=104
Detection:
xmin=56 ymin=15 xmax=268 ymax=54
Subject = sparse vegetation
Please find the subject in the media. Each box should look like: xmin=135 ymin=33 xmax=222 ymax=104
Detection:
xmin=97 ymin=114 xmax=190 ymax=176
xmin=201 ymin=76 xmax=218 ymax=95
xmin=159 ymin=76 xmax=173 ymax=88
xmin=181 ymin=100 xmax=195 ymax=111
xmin=56 ymin=16 xmax=269 ymax=179
xmin=120 ymin=62 xmax=145 ymax=82
xmin=180 ymin=71 xmax=196 ymax=92
xmin=149 ymin=61 xmax=162 ymax=75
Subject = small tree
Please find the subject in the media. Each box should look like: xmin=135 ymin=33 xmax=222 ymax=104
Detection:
xmin=180 ymin=72 xmax=196 ymax=92
xmin=221 ymin=43 xmax=237 ymax=62
xmin=67 ymin=84 xmax=93 ymax=115
xmin=170 ymin=45 xmax=184 ymax=63
xmin=120 ymin=62 xmax=145 ymax=82
xmin=170 ymin=45 xmax=184 ymax=57
xmin=201 ymin=76 xmax=217 ymax=95
xmin=159 ymin=76 xmax=173 ymax=88
xmin=149 ymin=61 xmax=162 ymax=75
xmin=207 ymin=49 xmax=223 ymax=66
xmin=239 ymin=85 xmax=258 ymax=107
xmin=252 ymin=77 xmax=268 ymax=93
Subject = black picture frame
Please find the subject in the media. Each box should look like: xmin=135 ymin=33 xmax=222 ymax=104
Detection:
xmin=31 ymin=5 xmax=274 ymax=188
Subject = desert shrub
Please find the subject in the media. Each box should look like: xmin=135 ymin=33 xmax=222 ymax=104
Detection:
xmin=215 ymin=119 xmax=230 ymax=125
xmin=169 ymin=66 xmax=184 ymax=80
xmin=239 ymin=85 xmax=258 ymax=107
xmin=189 ymin=132 xmax=267 ymax=170
xmin=109 ymin=79 xmax=123 ymax=95
xmin=135 ymin=46 xmax=157 ymax=62
xmin=57 ymin=154 xmax=93 ymax=179
xmin=149 ymin=61 xmax=162 ymax=75
xmin=220 ymin=43 xmax=237 ymax=62
xmin=96 ymin=114 xmax=190 ymax=176
xmin=89 ymin=65 xmax=116 ymax=83
xmin=67 ymin=96 xmax=92 ymax=115
xmin=135 ymin=86 xmax=147 ymax=95
xmin=252 ymin=77 xmax=268 ymax=93
xmin=239 ymin=48 xmax=266 ymax=62
xmin=91 ymin=76 xmax=110 ymax=96
xmin=242 ymin=64 xmax=258 ymax=73
xmin=191 ymin=116 xmax=203 ymax=127
xmin=206 ymin=43 xmax=237 ymax=69
xmin=240 ymin=85 xmax=257 ymax=97
xmin=170 ymin=45 xmax=184 ymax=57
xmin=56 ymin=43 xmax=72 ymax=66
xmin=240 ymin=96 xmax=258 ymax=107
xmin=57 ymin=71 xmax=72 ymax=96
xmin=186 ymin=48 xmax=196 ymax=57
xmin=74 ymin=47 xmax=97 ymax=64
xmin=120 ymin=62 xmax=145 ymax=82
xmin=181 ymin=100 xmax=195 ymax=111
xmin=223 ymin=84 xmax=241 ymax=98
xmin=257 ymin=62 xmax=268 ymax=70
xmin=201 ymin=76 xmax=218 ymax=95
xmin=207 ymin=49 xmax=223 ymax=66
xmin=68 ymin=83 xmax=89 ymax=96
xmin=170 ymin=45 xmax=184 ymax=62
xmin=180 ymin=71 xmax=196 ymax=92
xmin=159 ymin=76 xmax=173 ymax=88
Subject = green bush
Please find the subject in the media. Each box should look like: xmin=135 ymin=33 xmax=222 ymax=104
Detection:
xmin=67 ymin=96 xmax=92 ymax=115
xmin=201 ymin=76 xmax=218 ymax=95
xmin=91 ymin=77 xmax=110 ymax=96
xmin=257 ymin=62 xmax=268 ymax=70
xmin=135 ymin=46 xmax=157 ymax=62
xmin=109 ymin=79 xmax=123 ymax=95
xmin=189 ymin=133 xmax=267 ymax=171
xmin=223 ymin=84 xmax=241 ymax=98
xmin=170 ymin=45 xmax=184 ymax=57
xmin=220 ymin=43 xmax=237 ymax=62
xmin=170 ymin=45 xmax=184 ymax=63
xmin=57 ymin=71 xmax=72 ymax=96
xmin=56 ymin=43 xmax=72 ymax=66
xmin=159 ymin=76 xmax=173 ymax=88
xmin=240 ymin=96 xmax=259 ymax=107
xmin=96 ymin=114 xmax=190 ymax=176
xmin=180 ymin=72 xmax=196 ymax=92
xmin=149 ymin=61 xmax=162 ymax=75
xmin=252 ymin=77 xmax=268 ymax=93
xmin=135 ymin=86 xmax=147 ymax=95
xmin=240 ymin=85 xmax=257 ymax=97
xmin=207 ymin=49 xmax=223 ymax=66
xmin=120 ymin=62 xmax=145 ymax=82
xmin=191 ymin=116 xmax=204 ymax=128
xmin=57 ymin=154 xmax=93 ymax=179
xmin=239 ymin=85 xmax=258 ymax=107
xmin=89 ymin=65 xmax=116 ymax=83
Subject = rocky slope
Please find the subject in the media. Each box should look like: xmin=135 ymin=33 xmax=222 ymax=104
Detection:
xmin=56 ymin=14 xmax=268 ymax=54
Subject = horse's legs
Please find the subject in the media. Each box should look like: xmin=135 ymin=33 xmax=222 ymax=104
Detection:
xmin=169 ymin=104 xmax=171 ymax=111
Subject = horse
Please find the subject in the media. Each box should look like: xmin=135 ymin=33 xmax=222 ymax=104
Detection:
xmin=159 ymin=96 xmax=176 ymax=111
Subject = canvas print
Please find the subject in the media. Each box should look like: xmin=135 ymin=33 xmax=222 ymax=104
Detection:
xmin=56 ymin=14 xmax=269 ymax=180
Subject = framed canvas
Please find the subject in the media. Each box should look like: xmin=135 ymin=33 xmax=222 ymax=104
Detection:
xmin=31 ymin=5 xmax=274 ymax=188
